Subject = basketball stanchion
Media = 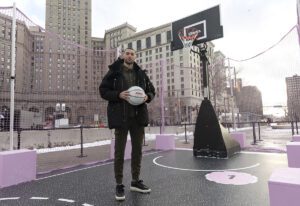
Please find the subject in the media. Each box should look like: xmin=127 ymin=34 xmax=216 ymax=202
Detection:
xmin=171 ymin=5 xmax=241 ymax=158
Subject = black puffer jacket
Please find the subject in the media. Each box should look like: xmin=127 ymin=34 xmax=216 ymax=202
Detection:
xmin=99 ymin=58 xmax=155 ymax=129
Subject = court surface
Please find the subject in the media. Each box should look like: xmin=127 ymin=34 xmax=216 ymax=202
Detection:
xmin=0 ymin=149 xmax=287 ymax=206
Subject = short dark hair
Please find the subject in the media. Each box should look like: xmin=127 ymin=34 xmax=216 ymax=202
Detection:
xmin=125 ymin=47 xmax=136 ymax=52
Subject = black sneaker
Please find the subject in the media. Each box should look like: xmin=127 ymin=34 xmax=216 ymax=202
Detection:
xmin=115 ymin=184 xmax=125 ymax=201
xmin=130 ymin=180 xmax=151 ymax=193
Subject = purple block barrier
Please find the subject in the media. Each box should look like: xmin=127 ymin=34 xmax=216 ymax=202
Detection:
xmin=230 ymin=132 xmax=246 ymax=148
xmin=110 ymin=139 xmax=132 ymax=160
xmin=292 ymin=135 xmax=300 ymax=142
xmin=268 ymin=168 xmax=300 ymax=206
xmin=0 ymin=149 xmax=36 ymax=188
xmin=155 ymin=134 xmax=175 ymax=150
xmin=287 ymin=142 xmax=300 ymax=168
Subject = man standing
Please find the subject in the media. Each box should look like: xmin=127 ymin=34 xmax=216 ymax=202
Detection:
xmin=99 ymin=48 xmax=155 ymax=201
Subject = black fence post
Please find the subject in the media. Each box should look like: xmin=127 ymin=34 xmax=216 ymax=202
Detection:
xmin=78 ymin=125 xmax=87 ymax=158
xmin=17 ymin=128 xmax=21 ymax=149
xmin=47 ymin=130 xmax=52 ymax=148
xmin=258 ymin=122 xmax=262 ymax=141
xmin=143 ymin=132 xmax=148 ymax=146
xmin=184 ymin=123 xmax=189 ymax=144
xmin=251 ymin=122 xmax=257 ymax=145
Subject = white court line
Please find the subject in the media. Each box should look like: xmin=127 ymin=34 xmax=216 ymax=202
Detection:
xmin=30 ymin=197 xmax=49 ymax=200
xmin=58 ymin=198 xmax=75 ymax=203
xmin=82 ymin=203 xmax=94 ymax=206
xmin=37 ymin=149 xmax=278 ymax=180
xmin=37 ymin=162 xmax=113 ymax=180
xmin=37 ymin=151 xmax=162 ymax=181
xmin=175 ymin=147 xmax=286 ymax=156
xmin=153 ymin=156 xmax=260 ymax=172
xmin=0 ymin=197 xmax=20 ymax=201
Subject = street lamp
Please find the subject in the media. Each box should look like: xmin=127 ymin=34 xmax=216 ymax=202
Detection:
xmin=227 ymin=59 xmax=236 ymax=130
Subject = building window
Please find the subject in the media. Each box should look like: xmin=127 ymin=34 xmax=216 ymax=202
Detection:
xmin=146 ymin=37 xmax=151 ymax=48
xmin=137 ymin=40 xmax=141 ymax=51
xmin=167 ymin=30 xmax=171 ymax=42
xmin=128 ymin=42 xmax=132 ymax=49
xmin=156 ymin=34 xmax=161 ymax=45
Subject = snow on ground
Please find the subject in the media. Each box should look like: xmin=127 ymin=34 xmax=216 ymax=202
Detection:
xmin=35 ymin=125 xmax=255 ymax=154
xmin=35 ymin=132 xmax=193 ymax=154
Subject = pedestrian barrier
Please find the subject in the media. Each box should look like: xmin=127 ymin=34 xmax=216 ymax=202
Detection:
xmin=0 ymin=149 xmax=36 ymax=188
xmin=155 ymin=134 xmax=175 ymax=150
xmin=286 ymin=142 xmax=300 ymax=168
xmin=230 ymin=132 xmax=246 ymax=148
xmin=292 ymin=134 xmax=300 ymax=142
xmin=268 ymin=168 xmax=300 ymax=206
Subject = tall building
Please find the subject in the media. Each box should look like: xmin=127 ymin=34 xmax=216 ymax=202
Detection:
xmin=286 ymin=74 xmax=300 ymax=120
xmin=45 ymin=0 xmax=92 ymax=93
xmin=0 ymin=11 xmax=35 ymax=111
xmin=1 ymin=2 xmax=103 ymax=124
xmin=36 ymin=0 xmax=104 ymax=123
xmin=103 ymin=23 xmax=136 ymax=67
xmin=0 ymin=4 xmax=229 ymax=126
xmin=236 ymin=86 xmax=263 ymax=121
xmin=117 ymin=23 xmax=218 ymax=124
xmin=235 ymin=78 xmax=243 ymax=92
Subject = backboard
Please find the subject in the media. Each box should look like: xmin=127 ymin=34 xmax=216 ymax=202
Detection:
xmin=171 ymin=5 xmax=223 ymax=51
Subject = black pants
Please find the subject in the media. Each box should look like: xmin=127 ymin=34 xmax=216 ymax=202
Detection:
xmin=114 ymin=117 xmax=144 ymax=184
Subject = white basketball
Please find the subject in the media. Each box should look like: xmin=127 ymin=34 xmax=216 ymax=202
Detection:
xmin=127 ymin=86 xmax=146 ymax=106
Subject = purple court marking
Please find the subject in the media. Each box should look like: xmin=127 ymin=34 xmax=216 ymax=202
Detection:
xmin=205 ymin=171 xmax=257 ymax=185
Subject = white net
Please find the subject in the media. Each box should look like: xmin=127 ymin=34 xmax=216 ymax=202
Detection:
xmin=178 ymin=29 xmax=198 ymax=48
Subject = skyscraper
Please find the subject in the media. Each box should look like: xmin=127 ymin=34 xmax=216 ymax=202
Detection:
xmin=286 ymin=74 xmax=300 ymax=120
xmin=43 ymin=0 xmax=105 ymax=124
xmin=45 ymin=0 xmax=92 ymax=92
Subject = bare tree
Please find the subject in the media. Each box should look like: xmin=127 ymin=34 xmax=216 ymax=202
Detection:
xmin=208 ymin=52 xmax=227 ymax=114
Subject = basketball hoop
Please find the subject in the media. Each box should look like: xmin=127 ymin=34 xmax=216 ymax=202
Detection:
xmin=178 ymin=29 xmax=198 ymax=48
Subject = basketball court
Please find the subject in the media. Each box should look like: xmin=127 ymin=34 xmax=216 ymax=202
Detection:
xmin=0 ymin=149 xmax=287 ymax=206
xmin=0 ymin=4 xmax=295 ymax=206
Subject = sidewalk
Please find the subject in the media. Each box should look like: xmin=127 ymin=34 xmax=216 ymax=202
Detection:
xmin=36 ymin=126 xmax=295 ymax=175
xmin=37 ymin=139 xmax=190 ymax=174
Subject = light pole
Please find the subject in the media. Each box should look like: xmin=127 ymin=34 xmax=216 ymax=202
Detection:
xmin=227 ymin=58 xmax=236 ymax=130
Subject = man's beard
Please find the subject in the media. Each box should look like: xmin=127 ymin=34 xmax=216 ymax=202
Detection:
xmin=125 ymin=59 xmax=133 ymax=65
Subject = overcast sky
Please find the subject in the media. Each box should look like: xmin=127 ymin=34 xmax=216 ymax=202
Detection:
xmin=0 ymin=0 xmax=299 ymax=116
